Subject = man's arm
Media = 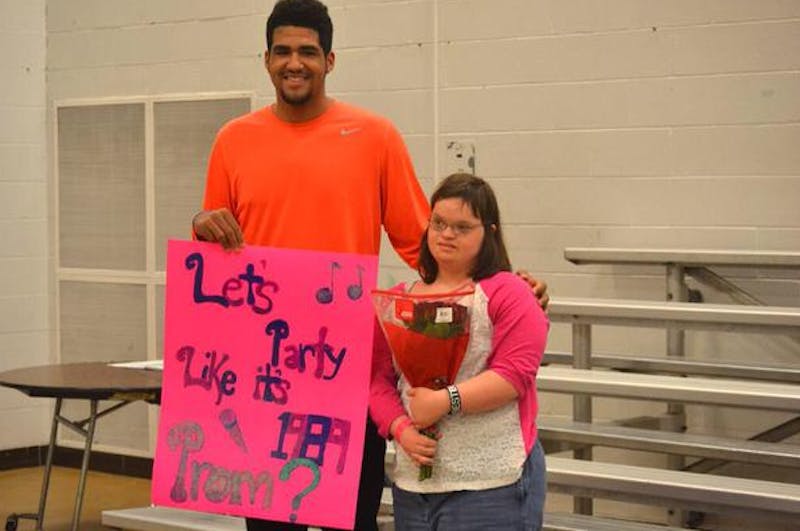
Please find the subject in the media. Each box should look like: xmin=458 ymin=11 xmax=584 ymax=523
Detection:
xmin=192 ymin=130 xmax=244 ymax=250
xmin=379 ymin=122 xmax=431 ymax=269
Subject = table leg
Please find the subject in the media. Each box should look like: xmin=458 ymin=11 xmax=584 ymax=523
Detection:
xmin=35 ymin=397 xmax=62 ymax=530
xmin=70 ymin=399 xmax=98 ymax=531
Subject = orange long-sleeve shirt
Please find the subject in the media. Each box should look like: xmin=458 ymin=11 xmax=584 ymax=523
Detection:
xmin=202 ymin=101 xmax=430 ymax=268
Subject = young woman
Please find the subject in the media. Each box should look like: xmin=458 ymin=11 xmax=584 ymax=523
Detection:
xmin=370 ymin=173 xmax=549 ymax=530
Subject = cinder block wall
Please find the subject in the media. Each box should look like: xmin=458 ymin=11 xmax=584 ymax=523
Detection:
xmin=423 ymin=3 xmax=800 ymax=524
xmin=0 ymin=0 xmax=50 ymax=451
xmin=45 ymin=1 xmax=800 ymax=292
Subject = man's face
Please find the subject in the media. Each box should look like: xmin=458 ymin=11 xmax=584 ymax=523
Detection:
xmin=266 ymin=25 xmax=334 ymax=108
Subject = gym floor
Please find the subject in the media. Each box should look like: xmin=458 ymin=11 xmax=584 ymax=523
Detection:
xmin=0 ymin=466 xmax=150 ymax=531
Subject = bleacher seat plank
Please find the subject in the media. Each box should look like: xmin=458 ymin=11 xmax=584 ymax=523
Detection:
xmin=544 ymin=512 xmax=684 ymax=531
xmin=103 ymin=506 xmax=689 ymax=531
xmin=563 ymin=248 xmax=800 ymax=268
xmin=543 ymin=351 xmax=800 ymax=383
xmin=538 ymin=418 xmax=800 ymax=468
xmin=546 ymin=456 xmax=800 ymax=517
xmin=537 ymin=366 xmax=800 ymax=411
xmin=547 ymin=298 xmax=800 ymax=335
xmin=101 ymin=506 xmax=244 ymax=531
xmin=101 ymin=506 xmax=395 ymax=531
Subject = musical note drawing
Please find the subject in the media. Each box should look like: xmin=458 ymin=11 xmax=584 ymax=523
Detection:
xmin=316 ymin=262 xmax=366 ymax=304
xmin=347 ymin=265 xmax=364 ymax=301
xmin=316 ymin=262 xmax=341 ymax=304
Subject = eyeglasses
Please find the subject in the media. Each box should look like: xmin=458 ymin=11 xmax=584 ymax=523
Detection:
xmin=428 ymin=216 xmax=484 ymax=237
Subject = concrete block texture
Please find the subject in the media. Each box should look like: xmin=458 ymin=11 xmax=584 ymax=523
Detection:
xmin=0 ymin=405 xmax=52 ymax=451
xmin=46 ymin=0 xmax=262 ymax=32
xmin=440 ymin=73 xmax=800 ymax=131
xmin=0 ymin=294 xmax=48 ymax=334
xmin=0 ymin=258 xmax=48 ymax=298
xmin=0 ymin=0 xmax=50 ymax=452
xmin=441 ymin=21 xmax=800 ymax=86
xmin=0 ymin=220 xmax=47 ymax=259
xmin=0 ymin=0 xmax=45 ymax=33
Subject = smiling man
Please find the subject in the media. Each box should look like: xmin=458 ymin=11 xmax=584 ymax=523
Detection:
xmin=268 ymin=25 xmax=332 ymax=113
xmin=192 ymin=2 xmax=430 ymax=530
xmin=190 ymin=1 xmax=548 ymax=530
xmin=193 ymin=1 xmax=428 ymax=265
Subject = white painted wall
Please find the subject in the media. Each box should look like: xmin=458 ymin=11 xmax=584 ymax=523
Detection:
xmin=0 ymin=0 xmax=51 ymax=451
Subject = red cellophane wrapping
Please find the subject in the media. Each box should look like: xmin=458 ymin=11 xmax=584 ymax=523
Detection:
xmin=372 ymin=288 xmax=474 ymax=390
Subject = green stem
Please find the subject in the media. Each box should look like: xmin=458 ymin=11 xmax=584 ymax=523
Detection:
xmin=418 ymin=426 xmax=438 ymax=481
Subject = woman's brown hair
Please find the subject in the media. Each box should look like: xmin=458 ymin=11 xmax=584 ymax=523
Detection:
xmin=418 ymin=173 xmax=512 ymax=284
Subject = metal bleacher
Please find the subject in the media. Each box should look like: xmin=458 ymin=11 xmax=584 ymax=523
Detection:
xmin=538 ymin=248 xmax=800 ymax=526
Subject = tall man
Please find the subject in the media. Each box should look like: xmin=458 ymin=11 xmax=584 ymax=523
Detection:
xmin=192 ymin=1 xmax=547 ymax=529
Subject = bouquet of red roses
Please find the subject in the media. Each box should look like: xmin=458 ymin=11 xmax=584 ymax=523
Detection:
xmin=372 ymin=287 xmax=473 ymax=479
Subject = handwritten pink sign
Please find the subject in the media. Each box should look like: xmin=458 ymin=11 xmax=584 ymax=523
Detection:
xmin=152 ymin=240 xmax=378 ymax=529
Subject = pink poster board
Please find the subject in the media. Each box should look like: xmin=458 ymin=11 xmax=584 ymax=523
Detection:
xmin=153 ymin=240 xmax=378 ymax=529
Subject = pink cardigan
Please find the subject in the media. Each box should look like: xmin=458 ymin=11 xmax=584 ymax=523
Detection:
xmin=369 ymin=271 xmax=549 ymax=454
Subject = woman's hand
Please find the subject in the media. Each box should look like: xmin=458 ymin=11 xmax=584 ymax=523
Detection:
xmin=396 ymin=423 xmax=438 ymax=466
xmin=407 ymin=387 xmax=450 ymax=428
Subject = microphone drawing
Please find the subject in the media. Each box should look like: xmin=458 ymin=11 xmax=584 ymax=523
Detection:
xmin=219 ymin=408 xmax=248 ymax=454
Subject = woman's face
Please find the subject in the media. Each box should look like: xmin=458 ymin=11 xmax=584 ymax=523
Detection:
xmin=427 ymin=197 xmax=485 ymax=274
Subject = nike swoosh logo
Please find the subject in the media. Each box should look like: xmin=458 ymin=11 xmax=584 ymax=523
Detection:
xmin=340 ymin=127 xmax=362 ymax=136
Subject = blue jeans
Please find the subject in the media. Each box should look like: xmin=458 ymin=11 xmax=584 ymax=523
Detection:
xmin=392 ymin=439 xmax=546 ymax=531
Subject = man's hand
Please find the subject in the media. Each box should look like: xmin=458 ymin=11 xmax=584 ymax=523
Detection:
xmin=192 ymin=208 xmax=244 ymax=251
xmin=516 ymin=270 xmax=549 ymax=311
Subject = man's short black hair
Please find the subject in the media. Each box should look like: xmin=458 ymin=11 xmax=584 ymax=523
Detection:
xmin=267 ymin=0 xmax=333 ymax=55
